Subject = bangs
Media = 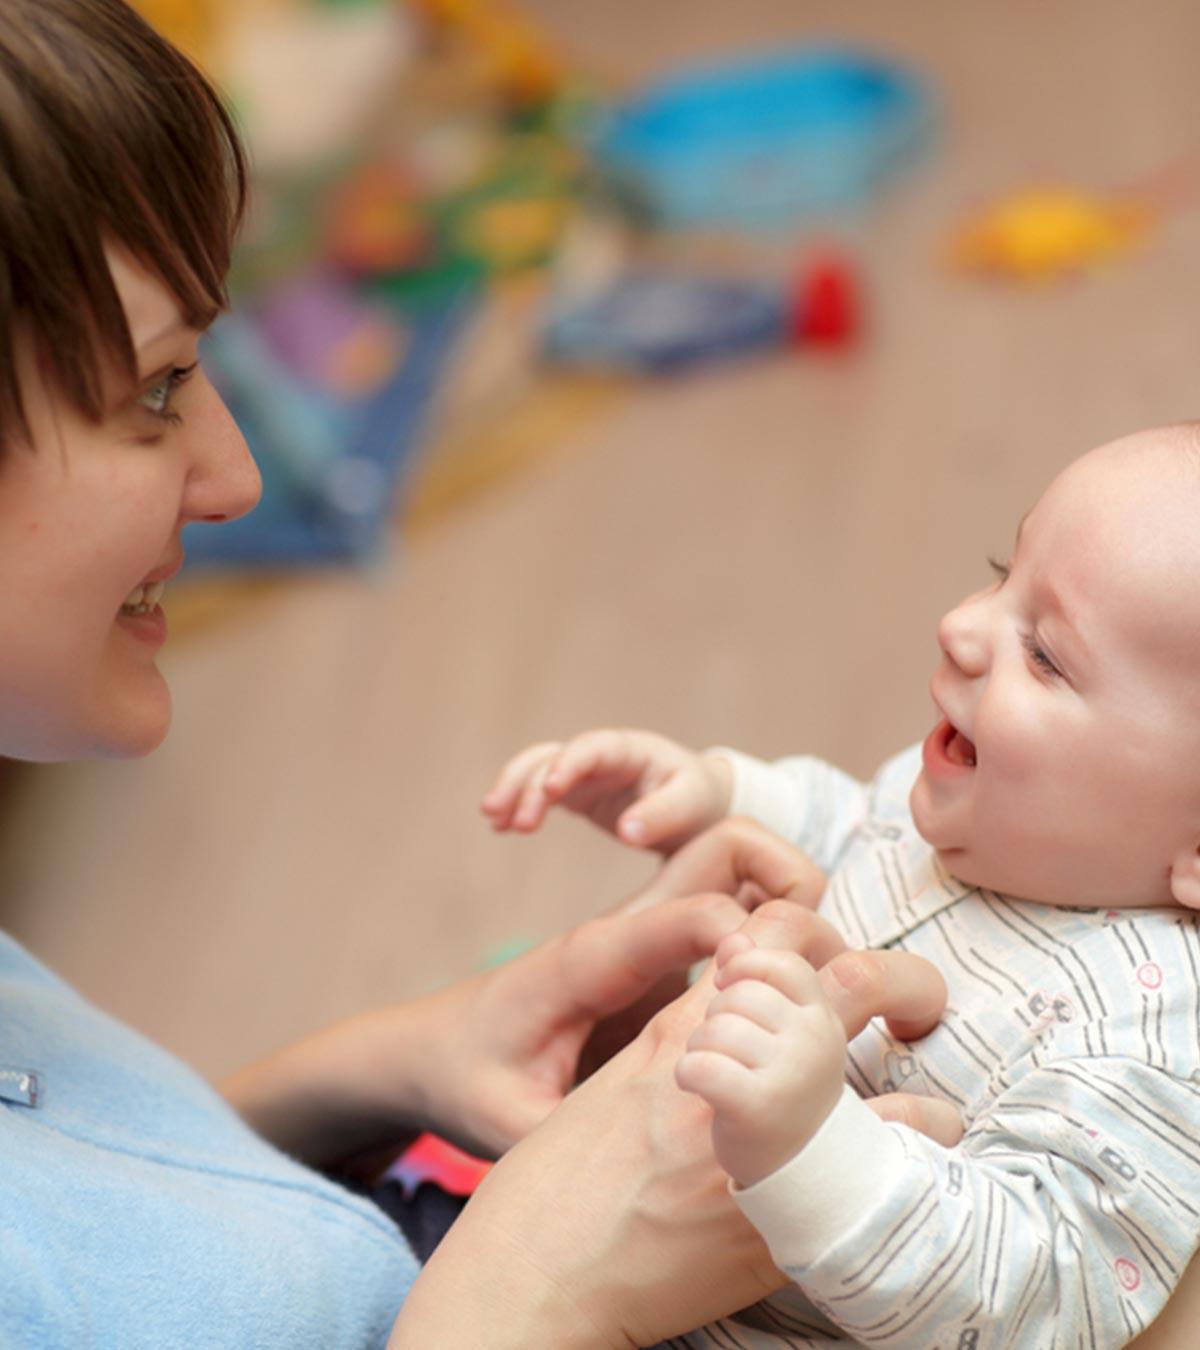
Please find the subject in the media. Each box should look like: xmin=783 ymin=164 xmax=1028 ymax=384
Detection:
xmin=0 ymin=0 xmax=246 ymax=441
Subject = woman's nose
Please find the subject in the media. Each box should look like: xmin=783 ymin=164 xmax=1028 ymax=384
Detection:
xmin=937 ymin=592 xmax=990 ymax=677
xmin=180 ymin=377 xmax=262 ymax=525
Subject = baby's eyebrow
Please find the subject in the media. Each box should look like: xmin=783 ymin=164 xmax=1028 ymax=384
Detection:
xmin=1013 ymin=510 xmax=1032 ymax=551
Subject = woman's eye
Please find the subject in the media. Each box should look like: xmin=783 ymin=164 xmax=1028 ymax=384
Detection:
xmin=136 ymin=362 xmax=197 ymax=424
xmin=987 ymin=556 xmax=1011 ymax=585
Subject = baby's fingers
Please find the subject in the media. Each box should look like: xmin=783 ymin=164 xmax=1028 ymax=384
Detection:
xmin=481 ymin=741 xmax=561 ymax=828
xmin=543 ymin=729 xmax=646 ymax=800
xmin=616 ymin=774 xmax=705 ymax=849
xmin=511 ymin=758 xmax=561 ymax=831
xmin=675 ymin=1047 xmax=754 ymax=1112
xmin=712 ymin=946 xmax=823 ymax=1010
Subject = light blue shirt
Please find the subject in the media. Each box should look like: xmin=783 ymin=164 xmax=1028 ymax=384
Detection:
xmin=0 ymin=931 xmax=418 ymax=1347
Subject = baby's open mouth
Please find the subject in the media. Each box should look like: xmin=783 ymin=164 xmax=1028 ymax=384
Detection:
xmin=943 ymin=722 xmax=977 ymax=768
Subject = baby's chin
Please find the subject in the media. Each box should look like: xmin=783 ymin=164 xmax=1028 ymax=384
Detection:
xmin=907 ymin=777 xmax=955 ymax=852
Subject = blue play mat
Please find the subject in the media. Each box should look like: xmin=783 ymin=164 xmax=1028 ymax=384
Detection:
xmin=591 ymin=46 xmax=934 ymax=228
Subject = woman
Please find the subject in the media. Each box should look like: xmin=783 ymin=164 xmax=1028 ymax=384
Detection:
xmin=0 ymin=2 xmax=1135 ymax=1346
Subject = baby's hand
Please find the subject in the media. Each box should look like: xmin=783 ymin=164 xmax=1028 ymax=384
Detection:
xmin=480 ymin=728 xmax=733 ymax=855
xmin=675 ymin=933 xmax=847 ymax=1188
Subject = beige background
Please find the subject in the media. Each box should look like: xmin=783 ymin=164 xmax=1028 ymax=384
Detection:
xmin=2 ymin=0 xmax=1200 ymax=1083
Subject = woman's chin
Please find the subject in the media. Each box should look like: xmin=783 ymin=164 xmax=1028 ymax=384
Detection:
xmin=91 ymin=674 xmax=173 ymax=760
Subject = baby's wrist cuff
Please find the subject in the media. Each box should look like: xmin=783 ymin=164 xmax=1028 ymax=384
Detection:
xmin=705 ymin=747 xmax=802 ymax=840
xmin=732 ymin=1085 xmax=907 ymax=1268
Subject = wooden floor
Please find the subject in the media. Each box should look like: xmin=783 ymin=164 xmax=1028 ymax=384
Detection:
xmin=3 ymin=0 xmax=1200 ymax=1081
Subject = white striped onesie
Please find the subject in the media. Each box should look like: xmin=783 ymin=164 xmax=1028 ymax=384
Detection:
xmin=670 ymin=745 xmax=1200 ymax=1350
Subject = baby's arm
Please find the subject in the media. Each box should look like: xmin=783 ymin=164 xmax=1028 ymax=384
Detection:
xmin=483 ymin=730 xmax=889 ymax=874
xmin=714 ymin=1050 xmax=1200 ymax=1346
xmin=481 ymin=728 xmax=733 ymax=855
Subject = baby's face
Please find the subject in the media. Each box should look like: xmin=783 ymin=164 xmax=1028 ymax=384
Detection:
xmin=910 ymin=428 xmax=1200 ymax=908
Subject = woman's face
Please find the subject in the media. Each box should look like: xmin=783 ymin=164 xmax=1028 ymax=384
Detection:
xmin=0 ymin=249 xmax=260 ymax=761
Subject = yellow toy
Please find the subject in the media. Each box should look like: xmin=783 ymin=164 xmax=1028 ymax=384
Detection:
xmin=950 ymin=187 xmax=1151 ymax=281
xmin=131 ymin=0 xmax=219 ymax=63
xmin=407 ymin=0 xmax=564 ymax=106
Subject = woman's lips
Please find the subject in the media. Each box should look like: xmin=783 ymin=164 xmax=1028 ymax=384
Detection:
xmin=922 ymin=716 xmax=977 ymax=779
xmin=115 ymin=605 xmax=167 ymax=648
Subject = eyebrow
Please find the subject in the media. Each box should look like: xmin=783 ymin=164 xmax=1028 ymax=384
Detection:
xmin=1008 ymin=508 xmax=1095 ymax=673
xmin=1013 ymin=510 xmax=1031 ymax=550
xmin=135 ymin=317 xmax=188 ymax=351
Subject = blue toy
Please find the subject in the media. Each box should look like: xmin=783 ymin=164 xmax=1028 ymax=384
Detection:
xmin=591 ymin=45 xmax=933 ymax=229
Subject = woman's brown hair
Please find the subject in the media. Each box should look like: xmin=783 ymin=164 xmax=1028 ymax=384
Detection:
xmin=0 ymin=0 xmax=246 ymax=444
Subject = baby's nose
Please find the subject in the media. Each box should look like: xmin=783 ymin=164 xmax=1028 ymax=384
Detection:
xmin=937 ymin=596 xmax=990 ymax=677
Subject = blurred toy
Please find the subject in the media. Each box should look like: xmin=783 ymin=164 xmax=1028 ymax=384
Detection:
xmin=793 ymin=256 xmax=859 ymax=345
xmin=327 ymin=162 xmax=432 ymax=274
xmin=131 ymin=0 xmax=219 ymax=62
xmin=389 ymin=1132 xmax=491 ymax=1197
xmin=591 ymin=46 xmax=933 ymax=230
xmin=950 ymin=188 xmax=1150 ymax=280
xmin=258 ymin=271 xmax=411 ymax=398
xmin=438 ymin=135 xmax=580 ymax=272
xmin=542 ymin=254 xmax=861 ymax=373
xmin=407 ymin=0 xmax=564 ymax=108
xmin=220 ymin=1 xmax=416 ymax=176
xmin=187 ymin=278 xmax=474 ymax=568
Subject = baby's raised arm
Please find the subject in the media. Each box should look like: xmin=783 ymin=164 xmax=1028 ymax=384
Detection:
xmin=480 ymin=728 xmax=733 ymax=855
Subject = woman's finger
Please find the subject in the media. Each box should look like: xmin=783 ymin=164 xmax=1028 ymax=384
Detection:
xmin=867 ymin=1092 xmax=963 ymax=1147
xmin=732 ymin=898 xmax=848 ymax=970
xmin=818 ymin=949 xmax=948 ymax=1042
xmin=637 ymin=818 xmax=828 ymax=913
xmin=558 ymin=892 xmax=754 ymax=1020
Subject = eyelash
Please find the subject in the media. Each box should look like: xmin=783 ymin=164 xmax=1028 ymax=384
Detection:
xmin=138 ymin=362 xmax=198 ymax=426
xmin=984 ymin=556 xmax=1061 ymax=679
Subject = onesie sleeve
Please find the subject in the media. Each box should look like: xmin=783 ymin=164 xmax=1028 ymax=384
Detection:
xmin=733 ymin=1060 xmax=1200 ymax=1346
xmin=707 ymin=749 xmax=870 ymax=873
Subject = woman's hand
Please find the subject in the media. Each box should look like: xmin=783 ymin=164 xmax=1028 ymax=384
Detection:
xmin=577 ymin=816 xmax=831 ymax=1078
xmin=220 ymin=889 xmax=757 ymax=1170
xmin=391 ymin=900 xmax=957 ymax=1350
xmin=223 ymin=818 xmax=832 ymax=1170
xmin=431 ymin=818 xmax=835 ymax=1156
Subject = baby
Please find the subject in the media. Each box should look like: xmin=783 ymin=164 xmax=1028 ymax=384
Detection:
xmin=483 ymin=426 xmax=1200 ymax=1348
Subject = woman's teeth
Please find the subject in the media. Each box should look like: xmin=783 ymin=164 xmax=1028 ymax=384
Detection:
xmin=120 ymin=581 xmax=166 ymax=615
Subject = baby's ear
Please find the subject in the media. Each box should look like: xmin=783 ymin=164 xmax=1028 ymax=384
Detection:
xmin=1169 ymin=845 xmax=1200 ymax=910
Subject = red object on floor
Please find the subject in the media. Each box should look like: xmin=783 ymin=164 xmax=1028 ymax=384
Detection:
xmin=789 ymin=255 xmax=861 ymax=346
xmin=390 ymin=1132 xmax=491 ymax=1197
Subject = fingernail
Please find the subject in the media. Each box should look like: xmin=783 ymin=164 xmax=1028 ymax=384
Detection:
xmin=622 ymin=818 xmax=646 ymax=843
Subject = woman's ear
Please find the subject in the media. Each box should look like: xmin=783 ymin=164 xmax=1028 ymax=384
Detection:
xmin=1169 ymin=845 xmax=1200 ymax=910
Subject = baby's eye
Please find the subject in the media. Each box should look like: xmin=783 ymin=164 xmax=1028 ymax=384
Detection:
xmin=987 ymin=556 xmax=1011 ymax=585
xmin=1021 ymin=632 xmax=1062 ymax=680
xmin=137 ymin=362 xmax=198 ymax=424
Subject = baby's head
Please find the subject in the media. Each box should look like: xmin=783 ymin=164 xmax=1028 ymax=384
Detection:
xmin=911 ymin=425 xmax=1200 ymax=910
